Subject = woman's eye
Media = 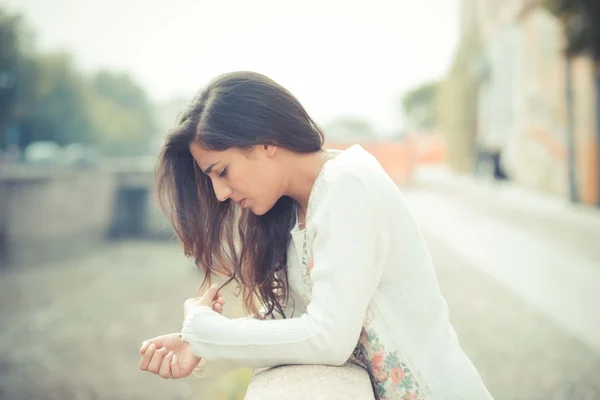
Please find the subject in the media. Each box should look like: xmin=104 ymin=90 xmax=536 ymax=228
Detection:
xmin=219 ymin=168 xmax=228 ymax=178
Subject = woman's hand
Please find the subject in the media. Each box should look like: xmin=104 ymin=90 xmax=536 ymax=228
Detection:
xmin=139 ymin=333 xmax=199 ymax=379
xmin=139 ymin=284 xmax=225 ymax=379
xmin=184 ymin=284 xmax=224 ymax=319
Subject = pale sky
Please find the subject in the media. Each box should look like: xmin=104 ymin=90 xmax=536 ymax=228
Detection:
xmin=4 ymin=0 xmax=460 ymax=132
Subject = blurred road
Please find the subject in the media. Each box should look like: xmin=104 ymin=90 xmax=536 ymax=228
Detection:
xmin=1 ymin=169 xmax=599 ymax=399
xmin=405 ymin=167 xmax=600 ymax=399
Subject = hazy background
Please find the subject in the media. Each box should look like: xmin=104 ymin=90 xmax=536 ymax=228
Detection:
xmin=2 ymin=0 xmax=460 ymax=134
xmin=1 ymin=0 xmax=600 ymax=399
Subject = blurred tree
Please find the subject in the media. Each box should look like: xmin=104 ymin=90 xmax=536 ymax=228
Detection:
xmin=324 ymin=116 xmax=377 ymax=141
xmin=88 ymin=71 xmax=158 ymax=155
xmin=545 ymin=0 xmax=600 ymax=57
xmin=20 ymin=52 xmax=95 ymax=146
xmin=0 ymin=8 xmax=93 ymax=148
xmin=0 ymin=9 xmax=32 ymax=147
xmin=0 ymin=6 xmax=158 ymax=156
xmin=400 ymin=81 xmax=439 ymax=131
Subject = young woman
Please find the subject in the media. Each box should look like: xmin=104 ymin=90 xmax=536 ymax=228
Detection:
xmin=138 ymin=71 xmax=493 ymax=399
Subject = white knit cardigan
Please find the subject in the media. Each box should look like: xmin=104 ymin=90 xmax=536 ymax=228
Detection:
xmin=182 ymin=145 xmax=493 ymax=399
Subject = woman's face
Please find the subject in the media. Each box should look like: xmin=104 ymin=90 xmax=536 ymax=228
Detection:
xmin=189 ymin=142 xmax=283 ymax=215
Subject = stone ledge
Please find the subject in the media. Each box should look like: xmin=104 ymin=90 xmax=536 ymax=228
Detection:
xmin=244 ymin=363 xmax=374 ymax=399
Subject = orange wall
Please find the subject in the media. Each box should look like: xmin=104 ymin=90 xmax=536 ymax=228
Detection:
xmin=325 ymin=135 xmax=445 ymax=186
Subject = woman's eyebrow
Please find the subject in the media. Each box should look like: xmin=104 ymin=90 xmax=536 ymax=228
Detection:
xmin=202 ymin=161 xmax=220 ymax=174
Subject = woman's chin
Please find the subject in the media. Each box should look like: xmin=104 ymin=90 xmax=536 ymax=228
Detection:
xmin=247 ymin=199 xmax=280 ymax=216
xmin=249 ymin=204 xmax=269 ymax=216
xmin=250 ymin=207 xmax=265 ymax=216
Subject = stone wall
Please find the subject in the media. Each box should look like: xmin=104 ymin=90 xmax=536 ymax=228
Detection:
xmin=0 ymin=168 xmax=116 ymax=266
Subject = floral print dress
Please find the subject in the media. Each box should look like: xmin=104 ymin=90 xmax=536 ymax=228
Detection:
xmin=292 ymin=225 xmax=427 ymax=400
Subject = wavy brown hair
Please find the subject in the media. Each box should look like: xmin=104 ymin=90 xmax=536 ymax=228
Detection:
xmin=155 ymin=71 xmax=325 ymax=319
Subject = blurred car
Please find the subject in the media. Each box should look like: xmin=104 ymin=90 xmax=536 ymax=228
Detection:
xmin=62 ymin=143 xmax=102 ymax=168
xmin=23 ymin=141 xmax=63 ymax=165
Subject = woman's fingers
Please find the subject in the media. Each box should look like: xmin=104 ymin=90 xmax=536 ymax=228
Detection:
xmin=139 ymin=343 xmax=157 ymax=371
xmin=197 ymin=284 xmax=220 ymax=307
xmin=139 ymin=344 xmax=174 ymax=378
xmin=213 ymin=302 xmax=223 ymax=313
xmin=147 ymin=346 xmax=169 ymax=374
xmin=158 ymin=351 xmax=174 ymax=379
xmin=139 ymin=335 xmax=164 ymax=355
xmin=139 ymin=341 xmax=150 ymax=355
xmin=184 ymin=285 xmax=224 ymax=318
xmin=213 ymin=294 xmax=225 ymax=313
xmin=171 ymin=354 xmax=181 ymax=379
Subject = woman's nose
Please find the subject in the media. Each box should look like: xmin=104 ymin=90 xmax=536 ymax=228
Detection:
xmin=213 ymin=180 xmax=232 ymax=202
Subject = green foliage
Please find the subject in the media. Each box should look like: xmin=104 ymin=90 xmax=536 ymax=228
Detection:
xmin=324 ymin=116 xmax=377 ymax=141
xmin=23 ymin=52 xmax=95 ymax=145
xmin=400 ymin=81 xmax=439 ymax=131
xmin=88 ymin=71 xmax=157 ymax=155
xmin=0 ymin=10 xmax=30 ymax=130
xmin=544 ymin=0 xmax=600 ymax=57
xmin=0 ymin=6 xmax=158 ymax=155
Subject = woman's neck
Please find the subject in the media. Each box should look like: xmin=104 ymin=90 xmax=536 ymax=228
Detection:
xmin=285 ymin=149 xmax=330 ymax=213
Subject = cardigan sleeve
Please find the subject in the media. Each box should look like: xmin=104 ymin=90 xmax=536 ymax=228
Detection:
xmin=188 ymin=286 xmax=306 ymax=378
xmin=180 ymin=171 xmax=386 ymax=369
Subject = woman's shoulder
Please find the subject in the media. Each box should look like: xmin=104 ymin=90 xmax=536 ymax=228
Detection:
xmin=307 ymin=145 xmax=393 ymax=232
xmin=309 ymin=145 xmax=391 ymax=212
xmin=322 ymin=144 xmax=390 ymax=189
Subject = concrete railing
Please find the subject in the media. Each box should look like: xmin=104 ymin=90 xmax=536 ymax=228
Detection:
xmin=244 ymin=363 xmax=374 ymax=399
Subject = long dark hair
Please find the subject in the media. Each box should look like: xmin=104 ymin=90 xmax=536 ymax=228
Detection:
xmin=155 ymin=71 xmax=325 ymax=318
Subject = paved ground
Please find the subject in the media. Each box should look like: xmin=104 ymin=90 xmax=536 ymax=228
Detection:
xmin=427 ymin=235 xmax=600 ymax=400
xmin=0 ymin=241 xmax=251 ymax=400
xmin=1 ymin=181 xmax=599 ymax=399
xmin=403 ymin=170 xmax=600 ymax=399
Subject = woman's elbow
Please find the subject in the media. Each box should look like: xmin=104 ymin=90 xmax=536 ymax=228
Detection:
xmin=315 ymin=330 xmax=359 ymax=366
xmin=328 ymin=348 xmax=354 ymax=366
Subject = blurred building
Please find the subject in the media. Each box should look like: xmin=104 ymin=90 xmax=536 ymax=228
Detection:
xmin=462 ymin=0 xmax=599 ymax=205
